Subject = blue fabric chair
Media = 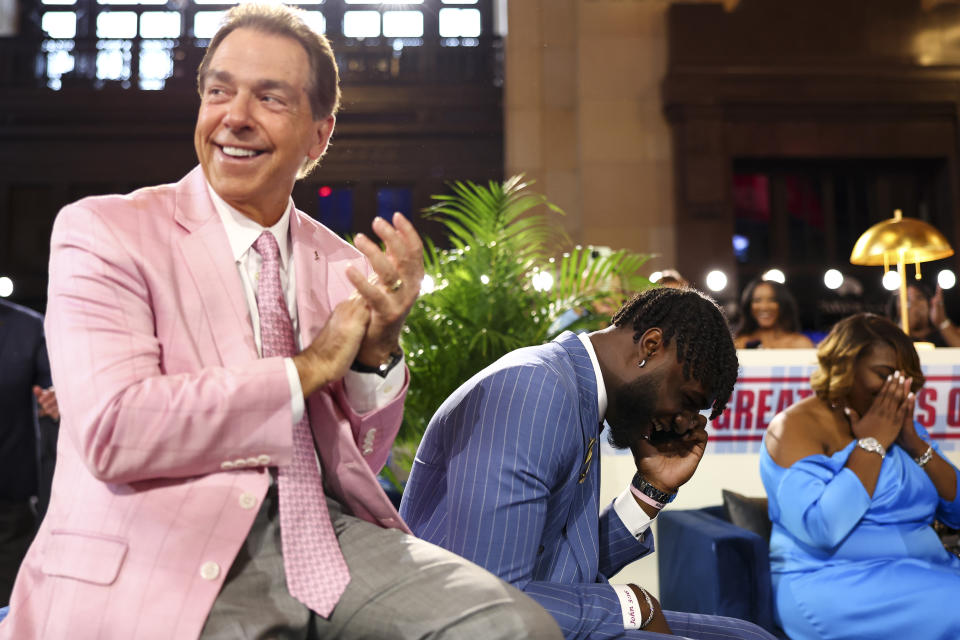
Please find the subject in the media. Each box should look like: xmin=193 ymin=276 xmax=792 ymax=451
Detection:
xmin=657 ymin=506 xmax=787 ymax=639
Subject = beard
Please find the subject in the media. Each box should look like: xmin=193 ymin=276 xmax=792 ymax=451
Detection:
xmin=606 ymin=370 xmax=662 ymax=450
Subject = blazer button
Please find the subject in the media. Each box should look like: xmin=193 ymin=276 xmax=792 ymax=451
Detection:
xmin=257 ymin=454 xmax=271 ymax=466
xmin=238 ymin=492 xmax=257 ymax=510
xmin=200 ymin=561 xmax=220 ymax=581
xmin=561 ymin=526 xmax=567 ymax=536
xmin=245 ymin=457 xmax=259 ymax=467
xmin=220 ymin=461 xmax=235 ymax=470
xmin=362 ymin=446 xmax=374 ymax=456
xmin=537 ymin=545 xmax=545 ymax=555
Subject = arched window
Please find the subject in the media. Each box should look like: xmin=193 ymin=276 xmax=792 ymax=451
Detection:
xmin=30 ymin=0 xmax=490 ymax=89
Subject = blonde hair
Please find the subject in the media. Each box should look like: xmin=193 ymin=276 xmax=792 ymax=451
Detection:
xmin=811 ymin=313 xmax=924 ymax=404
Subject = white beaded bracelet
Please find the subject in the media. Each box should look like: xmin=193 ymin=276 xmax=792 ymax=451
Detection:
xmin=915 ymin=445 xmax=934 ymax=468
xmin=637 ymin=585 xmax=655 ymax=629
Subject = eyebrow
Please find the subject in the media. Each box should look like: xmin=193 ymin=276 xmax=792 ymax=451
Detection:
xmin=202 ymin=70 xmax=299 ymax=96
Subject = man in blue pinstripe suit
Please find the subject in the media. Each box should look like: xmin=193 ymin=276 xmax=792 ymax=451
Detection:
xmin=400 ymin=288 xmax=777 ymax=639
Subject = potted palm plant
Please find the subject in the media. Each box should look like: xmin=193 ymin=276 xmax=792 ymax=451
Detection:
xmin=385 ymin=176 xmax=652 ymax=488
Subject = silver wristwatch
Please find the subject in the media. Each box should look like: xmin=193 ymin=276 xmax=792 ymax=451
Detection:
xmin=856 ymin=437 xmax=886 ymax=459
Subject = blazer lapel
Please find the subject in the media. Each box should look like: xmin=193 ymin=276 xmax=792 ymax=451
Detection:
xmin=174 ymin=167 xmax=258 ymax=367
xmin=290 ymin=210 xmax=332 ymax=347
xmin=554 ymin=331 xmax=603 ymax=579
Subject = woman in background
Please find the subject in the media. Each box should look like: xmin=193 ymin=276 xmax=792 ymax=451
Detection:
xmin=734 ymin=279 xmax=814 ymax=348
xmin=886 ymin=281 xmax=960 ymax=348
xmin=761 ymin=313 xmax=960 ymax=640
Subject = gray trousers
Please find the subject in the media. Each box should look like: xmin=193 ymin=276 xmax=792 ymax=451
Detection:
xmin=200 ymin=483 xmax=562 ymax=640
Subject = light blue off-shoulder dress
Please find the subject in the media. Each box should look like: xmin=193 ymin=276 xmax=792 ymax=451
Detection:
xmin=759 ymin=424 xmax=960 ymax=640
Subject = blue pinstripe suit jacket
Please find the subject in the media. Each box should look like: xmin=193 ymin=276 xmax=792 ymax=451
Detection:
xmin=400 ymin=331 xmax=653 ymax=639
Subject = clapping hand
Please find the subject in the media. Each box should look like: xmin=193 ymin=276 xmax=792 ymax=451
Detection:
xmin=347 ymin=213 xmax=424 ymax=367
xmin=33 ymin=385 xmax=59 ymax=421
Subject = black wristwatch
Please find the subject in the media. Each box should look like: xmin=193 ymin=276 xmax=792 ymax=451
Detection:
xmin=350 ymin=349 xmax=403 ymax=378
xmin=631 ymin=473 xmax=677 ymax=505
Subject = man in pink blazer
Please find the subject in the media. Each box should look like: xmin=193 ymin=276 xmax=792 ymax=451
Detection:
xmin=0 ymin=4 xmax=561 ymax=639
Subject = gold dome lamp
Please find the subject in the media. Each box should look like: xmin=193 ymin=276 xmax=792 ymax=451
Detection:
xmin=850 ymin=209 xmax=954 ymax=336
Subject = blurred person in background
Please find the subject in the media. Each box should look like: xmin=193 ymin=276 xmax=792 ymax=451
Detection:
xmin=734 ymin=278 xmax=814 ymax=349
xmin=0 ymin=299 xmax=58 ymax=606
xmin=886 ymin=281 xmax=960 ymax=348
xmin=657 ymin=269 xmax=688 ymax=289
xmin=761 ymin=313 xmax=960 ymax=640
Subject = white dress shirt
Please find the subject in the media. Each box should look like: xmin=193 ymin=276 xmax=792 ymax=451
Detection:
xmin=574 ymin=332 xmax=655 ymax=630
xmin=207 ymin=183 xmax=404 ymax=419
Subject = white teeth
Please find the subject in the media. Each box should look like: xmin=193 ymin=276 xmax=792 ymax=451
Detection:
xmin=221 ymin=146 xmax=258 ymax=157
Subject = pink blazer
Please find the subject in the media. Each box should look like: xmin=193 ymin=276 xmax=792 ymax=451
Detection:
xmin=1 ymin=167 xmax=410 ymax=639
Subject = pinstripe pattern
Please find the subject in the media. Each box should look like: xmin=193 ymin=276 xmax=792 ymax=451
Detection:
xmin=401 ymin=332 xmax=778 ymax=640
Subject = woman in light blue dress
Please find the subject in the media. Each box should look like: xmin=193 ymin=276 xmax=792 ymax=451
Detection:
xmin=760 ymin=313 xmax=960 ymax=640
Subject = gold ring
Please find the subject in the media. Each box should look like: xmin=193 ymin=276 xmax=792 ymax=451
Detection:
xmin=389 ymin=279 xmax=403 ymax=292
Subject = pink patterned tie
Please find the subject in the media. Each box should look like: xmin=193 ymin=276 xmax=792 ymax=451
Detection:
xmin=253 ymin=230 xmax=350 ymax=617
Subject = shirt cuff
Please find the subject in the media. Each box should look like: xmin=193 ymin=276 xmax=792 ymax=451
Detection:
xmin=613 ymin=486 xmax=655 ymax=540
xmin=342 ymin=357 xmax=405 ymax=414
xmin=283 ymin=358 xmax=305 ymax=423
xmin=611 ymin=584 xmax=643 ymax=630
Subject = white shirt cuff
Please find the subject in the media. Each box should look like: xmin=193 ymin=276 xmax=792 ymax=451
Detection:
xmin=342 ymin=357 xmax=405 ymax=414
xmin=613 ymin=486 xmax=654 ymax=541
xmin=611 ymin=584 xmax=643 ymax=630
xmin=283 ymin=358 xmax=306 ymax=423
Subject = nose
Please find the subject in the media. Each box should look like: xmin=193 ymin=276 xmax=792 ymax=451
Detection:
xmin=222 ymin=94 xmax=254 ymax=131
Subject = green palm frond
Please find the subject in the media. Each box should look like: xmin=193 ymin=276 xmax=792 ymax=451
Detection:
xmin=390 ymin=176 xmax=654 ymax=488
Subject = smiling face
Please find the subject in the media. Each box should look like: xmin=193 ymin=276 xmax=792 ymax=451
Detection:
xmin=194 ymin=27 xmax=334 ymax=225
xmin=846 ymin=341 xmax=898 ymax=417
xmin=605 ymin=341 xmax=710 ymax=449
xmin=750 ymin=282 xmax=780 ymax=330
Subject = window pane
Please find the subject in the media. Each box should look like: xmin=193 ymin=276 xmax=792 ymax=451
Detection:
xmin=343 ymin=11 xmax=380 ymax=38
xmin=345 ymin=0 xmax=380 ymax=4
xmin=140 ymin=40 xmax=174 ymax=89
xmin=41 ymin=11 xmax=76 ymax=38
xmin=377 ymin=187 xmax=412 ymax=219
xmin=316 ymin=186 xmax=354 ymax=236
xmin=98 ymin=0 xmax=136 ymax=5
xmin=389 ymin=0 xmax=424 ymax=4
xmin=442 ymin=0 xmax=477 ymax=3
xmin=193 ymin=0 xmax=238 ymax=5
xmin=194 ymin=11 xmax=226 ymax=38
xmin=301 ymin=11 xmax=325 ymax=34
xmin=438 ymin=8 xmax=480 ymax=37
xmin=294 ymin=0 xmax=325 ymax=4
xmin=383 ymin=10 xmax=422 ymax=37
xmin=43 ymin=40 xmax=75 ymax=89
xmin=96 ymin=40 xmax=132 ymax=81
xmin=97 ymin=12 xmax=138 ymax=38
xmin=41 ymin=0 xmax=76 ymax=5
xmin=140 ymin=12 xmax=181 ymax=38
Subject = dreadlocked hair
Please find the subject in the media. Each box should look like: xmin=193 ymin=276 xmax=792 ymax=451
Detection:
xmin=611 ymin=287 xmax=739 ymax=419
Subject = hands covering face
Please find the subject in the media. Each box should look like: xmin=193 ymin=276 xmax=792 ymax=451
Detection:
xmin=630 ymin=413 xmax=709 ymax=494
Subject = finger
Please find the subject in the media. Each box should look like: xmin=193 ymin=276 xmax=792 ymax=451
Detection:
xmin=353 ymin=233 xmax=400 ymax=286
xmin=346 ymin=266 xmax=391 ymax=312
xmin=376 ymin=215 xmax=424 ymax=279
xmin=371 ymin=216 xmax=406 ymax=263
xmin=33 ymin=386 xmax=43 ymax=398
xmin=392 ymin=212 xmax=424 ymax=254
